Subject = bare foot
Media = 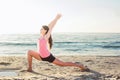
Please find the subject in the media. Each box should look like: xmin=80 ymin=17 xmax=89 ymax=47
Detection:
xmin=80 ymin=66 xmax=90 ymax=72
xmin=27 ymin=68 xmax=33 ymax=72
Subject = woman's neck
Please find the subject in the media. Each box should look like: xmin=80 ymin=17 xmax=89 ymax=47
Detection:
xmin=40 ymin=34 xmax=45 ymax=37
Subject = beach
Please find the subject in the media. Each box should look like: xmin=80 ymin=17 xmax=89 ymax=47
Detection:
xmin=0 ymin=55 xmax=120 ymax=80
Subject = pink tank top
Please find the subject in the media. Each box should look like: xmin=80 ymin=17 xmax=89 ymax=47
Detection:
xmin=38 ymin=37 xmax=50 ymax=58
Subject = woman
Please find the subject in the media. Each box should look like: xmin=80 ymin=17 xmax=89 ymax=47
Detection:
xmin=27 ymin=14 xmax=90 ymax=72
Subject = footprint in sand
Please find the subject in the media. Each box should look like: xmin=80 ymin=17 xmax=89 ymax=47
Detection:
xmin=0 ymin=62 xmax=11 ymax=66
xmin=85 ymin=60 xmax=95 ymax=65
xmin=85 ymin=60 xmax=94 ymax=62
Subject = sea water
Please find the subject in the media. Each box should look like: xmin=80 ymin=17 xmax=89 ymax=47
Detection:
xmin=0 ymin=33 xmax=120 ymax=56
xmin=0 ymin=70 xmax=17 ymax=77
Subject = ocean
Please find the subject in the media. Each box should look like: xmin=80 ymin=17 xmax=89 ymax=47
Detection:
xmin=0 ymin=33 xmax=120 ymax=56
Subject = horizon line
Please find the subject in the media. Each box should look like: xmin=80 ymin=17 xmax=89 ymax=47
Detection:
xmin=0 ymin=32 xmax=120 ymax=34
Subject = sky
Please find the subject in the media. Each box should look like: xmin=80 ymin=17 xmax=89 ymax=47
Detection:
xmin=0 ymin=0 xmax=120 ymax=34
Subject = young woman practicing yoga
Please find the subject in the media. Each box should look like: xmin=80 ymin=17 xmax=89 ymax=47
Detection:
xmin=27 ymin=14 xmax=90 ymax=72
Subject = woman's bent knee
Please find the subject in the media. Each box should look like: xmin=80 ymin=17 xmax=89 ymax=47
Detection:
xmin=28 ymin=50 xmax=32 ymax=55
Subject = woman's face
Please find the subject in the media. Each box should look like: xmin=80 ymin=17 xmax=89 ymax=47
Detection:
xmin=40 ymin=27 xmax=47 ymax=35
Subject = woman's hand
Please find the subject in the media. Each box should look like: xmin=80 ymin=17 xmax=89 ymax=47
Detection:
xmin=55 ymin=13 xmax=62 ymax=20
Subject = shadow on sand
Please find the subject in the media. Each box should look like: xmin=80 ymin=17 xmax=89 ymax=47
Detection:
xmin=74 ymin=69 xmax=105 ymax=80
xmin=20 ymin=69 xmax=105 ymax=80
xmin=20 ymin=70 xmax=60 ymax=79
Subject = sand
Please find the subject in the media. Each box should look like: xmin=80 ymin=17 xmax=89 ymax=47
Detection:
xmin=0 ymin=55 xmax=120 ymax=80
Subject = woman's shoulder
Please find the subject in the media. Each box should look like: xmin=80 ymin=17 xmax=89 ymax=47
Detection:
xmin=44 ymin=35 xmax=49 ymax=41
xmin=39 ymin=36 xmax=48 ymax=41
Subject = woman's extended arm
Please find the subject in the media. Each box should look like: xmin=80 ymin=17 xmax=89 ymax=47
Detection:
xmin=45 ymin=14 xmax=61 ymax=39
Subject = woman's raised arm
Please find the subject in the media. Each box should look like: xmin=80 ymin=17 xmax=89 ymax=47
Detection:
xmin=45 ymin=14 xmax=62 ymax=39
